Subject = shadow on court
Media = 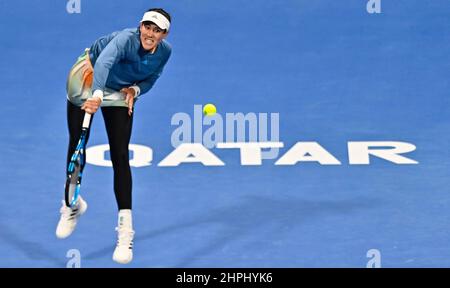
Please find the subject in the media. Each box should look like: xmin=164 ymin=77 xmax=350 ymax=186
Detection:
xmin=83 ymin=195 xmax=383 ymax=266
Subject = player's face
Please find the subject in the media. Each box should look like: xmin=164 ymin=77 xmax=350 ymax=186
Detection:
xmin=140 ymin=23 xmax=167 ymax=52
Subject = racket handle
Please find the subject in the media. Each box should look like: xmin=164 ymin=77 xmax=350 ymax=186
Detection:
xmin=82 ymin=113 xmax=92 ymax=128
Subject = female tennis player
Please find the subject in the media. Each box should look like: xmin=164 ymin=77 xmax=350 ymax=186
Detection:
xmin=55 ymin=8 xmax=172 ymax=264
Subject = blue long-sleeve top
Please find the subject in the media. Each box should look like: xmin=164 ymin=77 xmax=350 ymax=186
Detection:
xmin=89 ymin=27 xmax=171 ymax=96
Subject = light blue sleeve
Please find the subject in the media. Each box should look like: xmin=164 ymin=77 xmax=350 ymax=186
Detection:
xmin=92 ymin=32 xmax=130 ymax=91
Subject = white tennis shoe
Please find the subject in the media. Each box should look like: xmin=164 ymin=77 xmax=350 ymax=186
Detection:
xmin=113 ymin=226 xmax=135 ymax=264
xmin=113 ymin=227 xmax=134 ymax=264
xmin=56 ymin=196 xmax=87 ymax=239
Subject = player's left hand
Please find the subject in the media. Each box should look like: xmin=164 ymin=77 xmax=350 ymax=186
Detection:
xmin=121 ymin=88 xmax=135 ymax=116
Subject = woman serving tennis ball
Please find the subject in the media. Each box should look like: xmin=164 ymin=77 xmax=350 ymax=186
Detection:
xmin=55 ymin=8 xmax=172 ymax=264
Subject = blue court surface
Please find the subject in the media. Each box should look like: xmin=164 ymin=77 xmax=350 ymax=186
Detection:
xmin=0 ymin=0 xmax=449 ymax=268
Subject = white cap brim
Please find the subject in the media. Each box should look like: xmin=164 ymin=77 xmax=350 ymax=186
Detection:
xmin=140 ymin=11 xmax=170 ymax=31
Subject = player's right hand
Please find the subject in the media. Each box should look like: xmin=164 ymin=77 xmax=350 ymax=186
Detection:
xmin=81 ymin=97 xmax=102 ymax=114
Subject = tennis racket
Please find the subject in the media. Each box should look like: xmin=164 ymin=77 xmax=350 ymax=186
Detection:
xmin=65 ymin=113 xmax=92 ymax=207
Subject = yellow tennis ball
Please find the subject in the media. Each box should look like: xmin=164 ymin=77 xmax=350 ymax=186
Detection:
xmin=203 ymin=103 xmax=217 ymax=116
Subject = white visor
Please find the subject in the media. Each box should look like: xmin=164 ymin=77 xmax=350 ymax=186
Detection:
xmin=140 ymin=11 xmax=170 ymax=32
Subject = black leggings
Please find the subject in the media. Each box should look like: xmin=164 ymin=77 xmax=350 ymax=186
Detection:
xmin=66 ymin=100 xmax=133 ymax=210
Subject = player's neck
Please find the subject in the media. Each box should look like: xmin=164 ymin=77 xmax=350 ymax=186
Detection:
xmin=140 ymin=43 xmax=158 ymax=55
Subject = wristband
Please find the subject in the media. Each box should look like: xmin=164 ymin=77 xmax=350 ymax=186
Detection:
xmin=130 ymin=85 xmax=141 ymax=97
xmin=92 ymin=89 xmax=104 ymax=102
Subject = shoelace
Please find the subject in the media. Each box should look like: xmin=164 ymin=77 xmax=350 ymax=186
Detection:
xmin=115 ymin=227 xmax=135 ymax=247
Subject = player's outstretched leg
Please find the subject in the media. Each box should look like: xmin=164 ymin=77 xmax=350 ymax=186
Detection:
xmin=56 ymin=196 xmax=88 ymax=239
